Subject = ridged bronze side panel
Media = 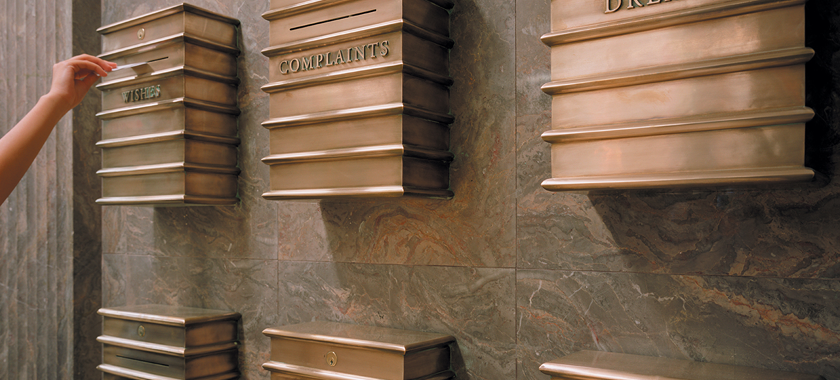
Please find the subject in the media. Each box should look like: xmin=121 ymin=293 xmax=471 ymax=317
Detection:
xmin=540 ymin=0 xmax=815 ymax=191
xmin=96 ymin=4 xmax=241 ymax=206
xmin=261 ymin=0 xmax=453 ymax=199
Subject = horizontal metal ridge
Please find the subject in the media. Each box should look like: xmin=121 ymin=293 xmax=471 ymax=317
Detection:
xmin=539 ymin=351 xmax=825 ymax=380
xmin=97 ymin=66 xmax=239 ymax=90
xmin=97 ymin=306 xmax=241 ymax=325
xmin=97 ymin=4 xmax=239 ymax=34
xmin=541 ymin=166 xmax=815 ymax=191
xmin=541 ymin=107 xmax=814 ymax=143
xmin=96 ymin=97 xmax=240 ymax=119
xmin=97 ymin=335 xmax=238 ymax=357
xmin=262 ymin=103 xmax=454 ymax=128
xmin=262 ymin=0 xmax=454 ymax=20
xmin=262 ymin=19 xmax=453 ymax=57
xmin=263 ymin=361 xmax=378 ymax=380
xmin=541 ymin=0 xmax=806 ymax=46
xmin=542 ymin=47 xmax=814 ymax=95
xmin=262 ymin=186 xmax=453 ymax=200
xmin=262 ymin=61 xmax=452 ymax=93
xmin=97 ymin=364 xmax=181 ymax=380
xmin=262 ymin=144 xmax=453 ymax=164
xmin=97 ymin=162 xmax=240 ymax=177
xmin=96 ymin=195 xmax=239 ymax=206
xmin=100 ymin=33 xmax=239 ymax=60
xmin=262 ymin=0 xmax=355 ymax=20
xmin=97 ymin=130 xmax=240 ymax=148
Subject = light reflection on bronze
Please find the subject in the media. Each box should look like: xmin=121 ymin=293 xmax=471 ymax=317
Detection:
xmin=541 ymin=0 xmax=815 ymax=191
xmin=260 ymin=0 xmax=454 ymax=200
xmin=95 ymin=4 xmax=241 ymax=206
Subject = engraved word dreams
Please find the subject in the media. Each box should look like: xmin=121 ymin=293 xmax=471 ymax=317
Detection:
xmin=606 ymin=0 xmax=679 ymax=13
xmin=279 ymin=40 xmax=390 ymax=74
xmin=122 ymin=84 xmax=161 ymax=103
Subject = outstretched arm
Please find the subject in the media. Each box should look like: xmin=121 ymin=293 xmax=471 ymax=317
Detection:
xmin=0 ymin=54 xmax=116 ymax=205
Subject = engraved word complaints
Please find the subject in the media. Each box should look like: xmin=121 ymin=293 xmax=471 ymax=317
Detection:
xmin=278 ymin=40 xmax=390 ymax=74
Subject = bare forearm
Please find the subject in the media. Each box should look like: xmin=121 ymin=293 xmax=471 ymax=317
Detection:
xmin=0 ymin=94 xmax=70 ymax=203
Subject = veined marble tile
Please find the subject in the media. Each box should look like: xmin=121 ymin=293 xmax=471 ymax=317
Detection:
xmin=276 ymin=262 xmax=517 ymax=380
xmin=516 ymin=270 xmax=839 ymax=380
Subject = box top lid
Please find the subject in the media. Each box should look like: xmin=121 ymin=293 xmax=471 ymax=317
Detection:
xmin=539 ymin=351 xmax=824 ymax=380
xmin=98 ymin=305 xmax=241 ymax=326
xmin=263 ymin=321 xmax=454 ymax=354
xmin=97 ymin=2 xmax=240 ymax=34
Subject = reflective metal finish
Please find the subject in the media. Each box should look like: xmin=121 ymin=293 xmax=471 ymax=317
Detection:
xmin=262 ymin=321 xmax=455 ymax=380
xmin=261 ymin=0 xmax=454 ymax=200
xmin=540 ymin=0 xmax=816 ymax=191
xmin=539 ymin=350 xmax=825 ymax=380
xmin=97 ymin=305 xmax=241 ymax=380
xmin=96 ymin=4 xmax=241 ymax=206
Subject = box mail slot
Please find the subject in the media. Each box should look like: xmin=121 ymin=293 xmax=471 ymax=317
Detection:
xmin=539 ymin=0 xmax=816 ymax=191
xmin=261 ymin=0 xmax=454 ymax=200
xmin=97 ymin=305 xmax=241 ymax=380
xmin=263 ymin=321 xmax=455 ymax=380
xmin=96 ymin=3 xmax=241 ymax=206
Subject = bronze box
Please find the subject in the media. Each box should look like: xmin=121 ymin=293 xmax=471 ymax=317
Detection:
xmin=540 ymin=0 xmax=815 ymax=191
xmin=261 ymin=0 xmax=455 ymax=199
xmin=540 ymin=351 xmax=824 ymax=380
xmin=97 ymin=304 xmax=241 ymax=380
xmin=96 ymin=3 xmax=241 ymax=206
xmin=262 ymin=321 xmax=455 ymax=379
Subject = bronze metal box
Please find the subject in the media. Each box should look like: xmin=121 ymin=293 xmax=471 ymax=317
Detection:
xmin=96 ymin=4 xmax=241 ymax=206
xmin=261 ymin=0 xmax=455 ymax=200
xmin=540 ymin=0 xmax=816 ymax=191
xmin=540 ymin=350 xmax=825 ymax=380
xmin=262 ymin=321 xmax=455 ymax=379
xmin=97 ymin=304 xmax=241 ymax=380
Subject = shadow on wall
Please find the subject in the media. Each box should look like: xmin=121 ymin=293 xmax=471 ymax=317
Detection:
xmin=572 ymin=0 xmax=840 ymax=377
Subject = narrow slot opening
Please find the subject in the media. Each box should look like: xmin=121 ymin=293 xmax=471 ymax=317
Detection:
xmin=116 ymin=355 xmax=170 ymax=368
xmin=290 ymin=9 xmax=376 ymax=31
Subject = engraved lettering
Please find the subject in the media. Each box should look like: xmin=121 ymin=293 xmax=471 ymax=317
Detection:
xmin=647 ymin=0 xmax=661 ymax=3
xmin=605 ymin=0 xmax=621 ymax=13
xmin=122 ymin=84 xmax=162 ymax=103
xmin=626 ymin=0 xmax=643 ymax=9
xmin=277 ymin=40 xmax=391 ymax=74
xmin=300 ymin=56 xmax=313 ymax=71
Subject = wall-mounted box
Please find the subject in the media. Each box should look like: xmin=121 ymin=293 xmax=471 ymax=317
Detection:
xmin=96 ymin=3 xmax=241 ymax=206
xmin=540 ymin=0 xmax=816 ymax=191
xmin=261 ymin=0 xmax=455 ymax=200
xmin=540 ymin=350 xmax=824 ymax=380
xmin=97 ymin=304 xmax=241 ymax=380
xmin=262 ymin=321 xmax=455 ymax=379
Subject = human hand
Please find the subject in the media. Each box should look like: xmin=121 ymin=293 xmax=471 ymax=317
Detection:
xmin=46 ymin=54 xmax=116 ymax=113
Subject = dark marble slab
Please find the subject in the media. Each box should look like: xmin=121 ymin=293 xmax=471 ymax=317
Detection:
xmin=517 ymin=270 xmax=840 ymax=380
xmin=276 ymin=262 xmax=517 ymax=380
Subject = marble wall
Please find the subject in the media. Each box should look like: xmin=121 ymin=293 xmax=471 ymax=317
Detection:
xmin=99 ymin=0 xmax=840 ymax=379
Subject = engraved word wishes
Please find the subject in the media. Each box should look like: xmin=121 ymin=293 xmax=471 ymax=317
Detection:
xmin=606 ymin=0 xmax=678 ymax=13
xmin=122 ymin=84 xmax=161 ymax=103
xmin=279 ymin=40 xmax=390 ymax=75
